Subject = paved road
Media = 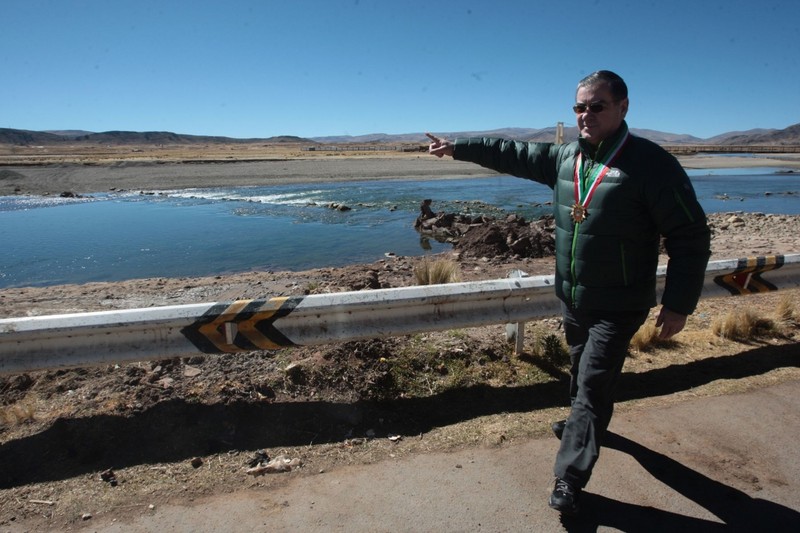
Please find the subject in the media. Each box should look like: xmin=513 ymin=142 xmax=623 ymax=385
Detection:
xmin=61 ymin=380 xmax=800 ymax=531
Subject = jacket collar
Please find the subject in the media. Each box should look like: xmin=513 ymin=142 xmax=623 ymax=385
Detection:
xmin=578 ymin=121 xmax=629 ymax=161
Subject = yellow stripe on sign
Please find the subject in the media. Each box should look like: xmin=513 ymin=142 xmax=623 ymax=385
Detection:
xmin=197 ymin=300 xmax=255 ymax=353
xmin=714 ymin=255 xmax=783 ymax=295
xmin=237 ymin=297 xmax=292 ymax=350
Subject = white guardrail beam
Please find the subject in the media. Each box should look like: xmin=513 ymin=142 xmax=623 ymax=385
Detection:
xmin=1 ymin=254 xmax=799 ymax=375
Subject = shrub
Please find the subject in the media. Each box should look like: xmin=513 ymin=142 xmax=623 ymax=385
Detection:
xmin=414 ymin=258 xmax=461 ymax=285
xmin=630 ymin=322 xmax=660 ymax=352
xmin=0 ymin=404 xmax=35 ymax=426
xmin=712 ymin=309 xmax=775 ymax=341
xmin=774 ymin=294 xmax=796 ymax=326
xmin=539 ymin=332 xmax=570 ymax=366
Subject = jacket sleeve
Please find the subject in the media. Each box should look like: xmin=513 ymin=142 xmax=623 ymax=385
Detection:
xmin=453 ymin=137 xmax=562 ymax=188
xmin=646 ymin=151 xmax=711 ymax=315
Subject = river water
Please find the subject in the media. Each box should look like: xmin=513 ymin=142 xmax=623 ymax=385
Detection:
xmin=1 ymin=167 xmax=797 ymax=288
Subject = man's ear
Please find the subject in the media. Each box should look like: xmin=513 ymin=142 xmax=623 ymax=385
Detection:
xmin=620 ymin=98 xmax=629 ymax=119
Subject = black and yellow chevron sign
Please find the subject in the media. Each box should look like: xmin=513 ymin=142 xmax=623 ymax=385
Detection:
xmin=181 ymin=296 xmax=305 ymax=353
xmin=713 ymin=255 xmax=785 ymax=295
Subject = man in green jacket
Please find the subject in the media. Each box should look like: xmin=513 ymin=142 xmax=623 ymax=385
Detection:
xmin=427 ymin=70 xmax=711 ymax=514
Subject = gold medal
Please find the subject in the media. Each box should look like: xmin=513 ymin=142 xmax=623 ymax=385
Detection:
xmin=570 ymin=203 xmax=587 ymax=223
xmin=572 ymin=131 xmax=629 ymax=227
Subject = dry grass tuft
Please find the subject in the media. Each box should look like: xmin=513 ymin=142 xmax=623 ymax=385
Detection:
xmin=631 ymin=322 xmax=660 ymax=352
xmin=711 ymin=309 xmax=776 ymax=341
xmin=0 ymin=404 xmax=36 ymax=427
xmin=773 ymin=294 xmax=796 ymax=325
xmin=631 ymin=294 xmax=796 ymax=351
xmin=630 ymin=322 xmax=680 ymax=352
xmin=414 ymin=258 xmax=462 ymax=285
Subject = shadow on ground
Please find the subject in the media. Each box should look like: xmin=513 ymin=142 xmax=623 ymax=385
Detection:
xmin=559 ymin=432 xmax=800 ymax=532
xmin=1 ymin=342 xmax=797 ymax=488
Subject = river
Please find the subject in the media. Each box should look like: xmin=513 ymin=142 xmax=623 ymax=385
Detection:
xmin=0 ymin=167 xmax=797 ymax=288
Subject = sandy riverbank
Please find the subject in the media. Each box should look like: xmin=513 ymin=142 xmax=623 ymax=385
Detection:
xmin=1 ymin=152 xmax=799 ymax=197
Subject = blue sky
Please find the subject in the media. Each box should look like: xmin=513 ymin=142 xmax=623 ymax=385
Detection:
xmin=2 ymin=0 xmax=798 ymax=139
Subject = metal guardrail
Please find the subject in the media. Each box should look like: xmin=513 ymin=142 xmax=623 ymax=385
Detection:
xmin=1 ymin=254 xmax=798 ymax=375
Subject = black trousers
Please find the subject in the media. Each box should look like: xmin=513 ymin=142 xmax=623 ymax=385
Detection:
xmin=554 ymin=303 xmax=649 ymax=488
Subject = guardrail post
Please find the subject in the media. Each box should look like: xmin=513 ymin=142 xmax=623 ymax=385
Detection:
xmin=505 ymin=269 xmax=530 ymax=355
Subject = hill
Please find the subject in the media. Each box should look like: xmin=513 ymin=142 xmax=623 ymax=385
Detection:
xmin=44 ymin=129 xmax=96 ymax=137
xmin=0 ymin=128 xmax=67 ymax=145
xmin=0 ymin=128 xmax=315 ymax=146
xmin=715 ymin=124 xmax=800 ymax=145
xmin=1 ymin=123 xmax=799 ymax=147
xmin=72 ymin=131 xmax=316 ymax=145
xmin=313 ymin=125 xmax=795 ymax=145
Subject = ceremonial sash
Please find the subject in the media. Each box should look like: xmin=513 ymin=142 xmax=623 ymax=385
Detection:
xmin=571 ymin=131 xmax=629 ymax=223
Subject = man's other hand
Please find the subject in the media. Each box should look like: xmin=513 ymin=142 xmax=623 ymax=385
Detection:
xmin=656 ymin=307 xmax=687 ymax=339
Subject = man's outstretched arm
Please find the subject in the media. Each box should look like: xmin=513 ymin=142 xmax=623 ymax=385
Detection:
xmin=426 ymin=132 xmax=454 ymax=158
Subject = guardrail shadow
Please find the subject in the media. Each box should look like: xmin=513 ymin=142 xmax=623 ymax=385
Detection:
xmin=1 ymin=342 xmax=797 ymax=488
xmin=558 ymin=432 xmax=800 ymax=532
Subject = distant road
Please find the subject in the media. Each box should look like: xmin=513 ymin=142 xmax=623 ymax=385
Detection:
xmin=665 ymin=144 xmax=800 ymax=155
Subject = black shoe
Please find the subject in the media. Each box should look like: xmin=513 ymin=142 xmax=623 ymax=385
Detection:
xmin=549 ymin=478 xmax=580 ymax=514
xmin=551 ymin=419 xmax=566 ymax=440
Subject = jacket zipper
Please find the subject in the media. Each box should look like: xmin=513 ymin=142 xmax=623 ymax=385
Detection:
xmin=570 ymin=222 xmax=580 ymax=305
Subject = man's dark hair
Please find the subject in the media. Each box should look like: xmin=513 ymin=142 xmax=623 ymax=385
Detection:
xmin=578 ymin=70 xmax=628 ymax=101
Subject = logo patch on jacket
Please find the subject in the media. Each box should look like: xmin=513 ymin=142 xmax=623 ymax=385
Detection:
xmin=606 ymin=168 xmax=621 ymax=178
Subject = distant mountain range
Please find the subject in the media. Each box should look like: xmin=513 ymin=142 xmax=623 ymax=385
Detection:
xmin=0 ymin=128 xmax=310 ymax=146
xmin=1 ymin=123 xmax=799 ymax=146
xmin=310 ymin=123 xmax=800 ymax=145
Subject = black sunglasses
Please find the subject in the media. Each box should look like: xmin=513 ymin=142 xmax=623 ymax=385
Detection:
xmin=572 ymin=102 xmax=611 ymax=114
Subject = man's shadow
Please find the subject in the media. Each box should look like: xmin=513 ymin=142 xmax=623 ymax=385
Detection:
xmin=559 ymin=432 xmax=799 ymax=532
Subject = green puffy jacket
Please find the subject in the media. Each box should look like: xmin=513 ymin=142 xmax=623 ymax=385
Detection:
xmin=453 ymin=122 xmax=711 ymax=315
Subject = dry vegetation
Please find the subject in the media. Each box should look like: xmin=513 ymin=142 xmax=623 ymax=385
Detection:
xmin=712 ymin=297 xmax=796 ymax=342
xmin=413 ymin=258 xmax=462 ymax=285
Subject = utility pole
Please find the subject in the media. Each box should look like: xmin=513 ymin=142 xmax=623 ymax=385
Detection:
xmin=555 ymin=122 xmax=564 ymax=144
